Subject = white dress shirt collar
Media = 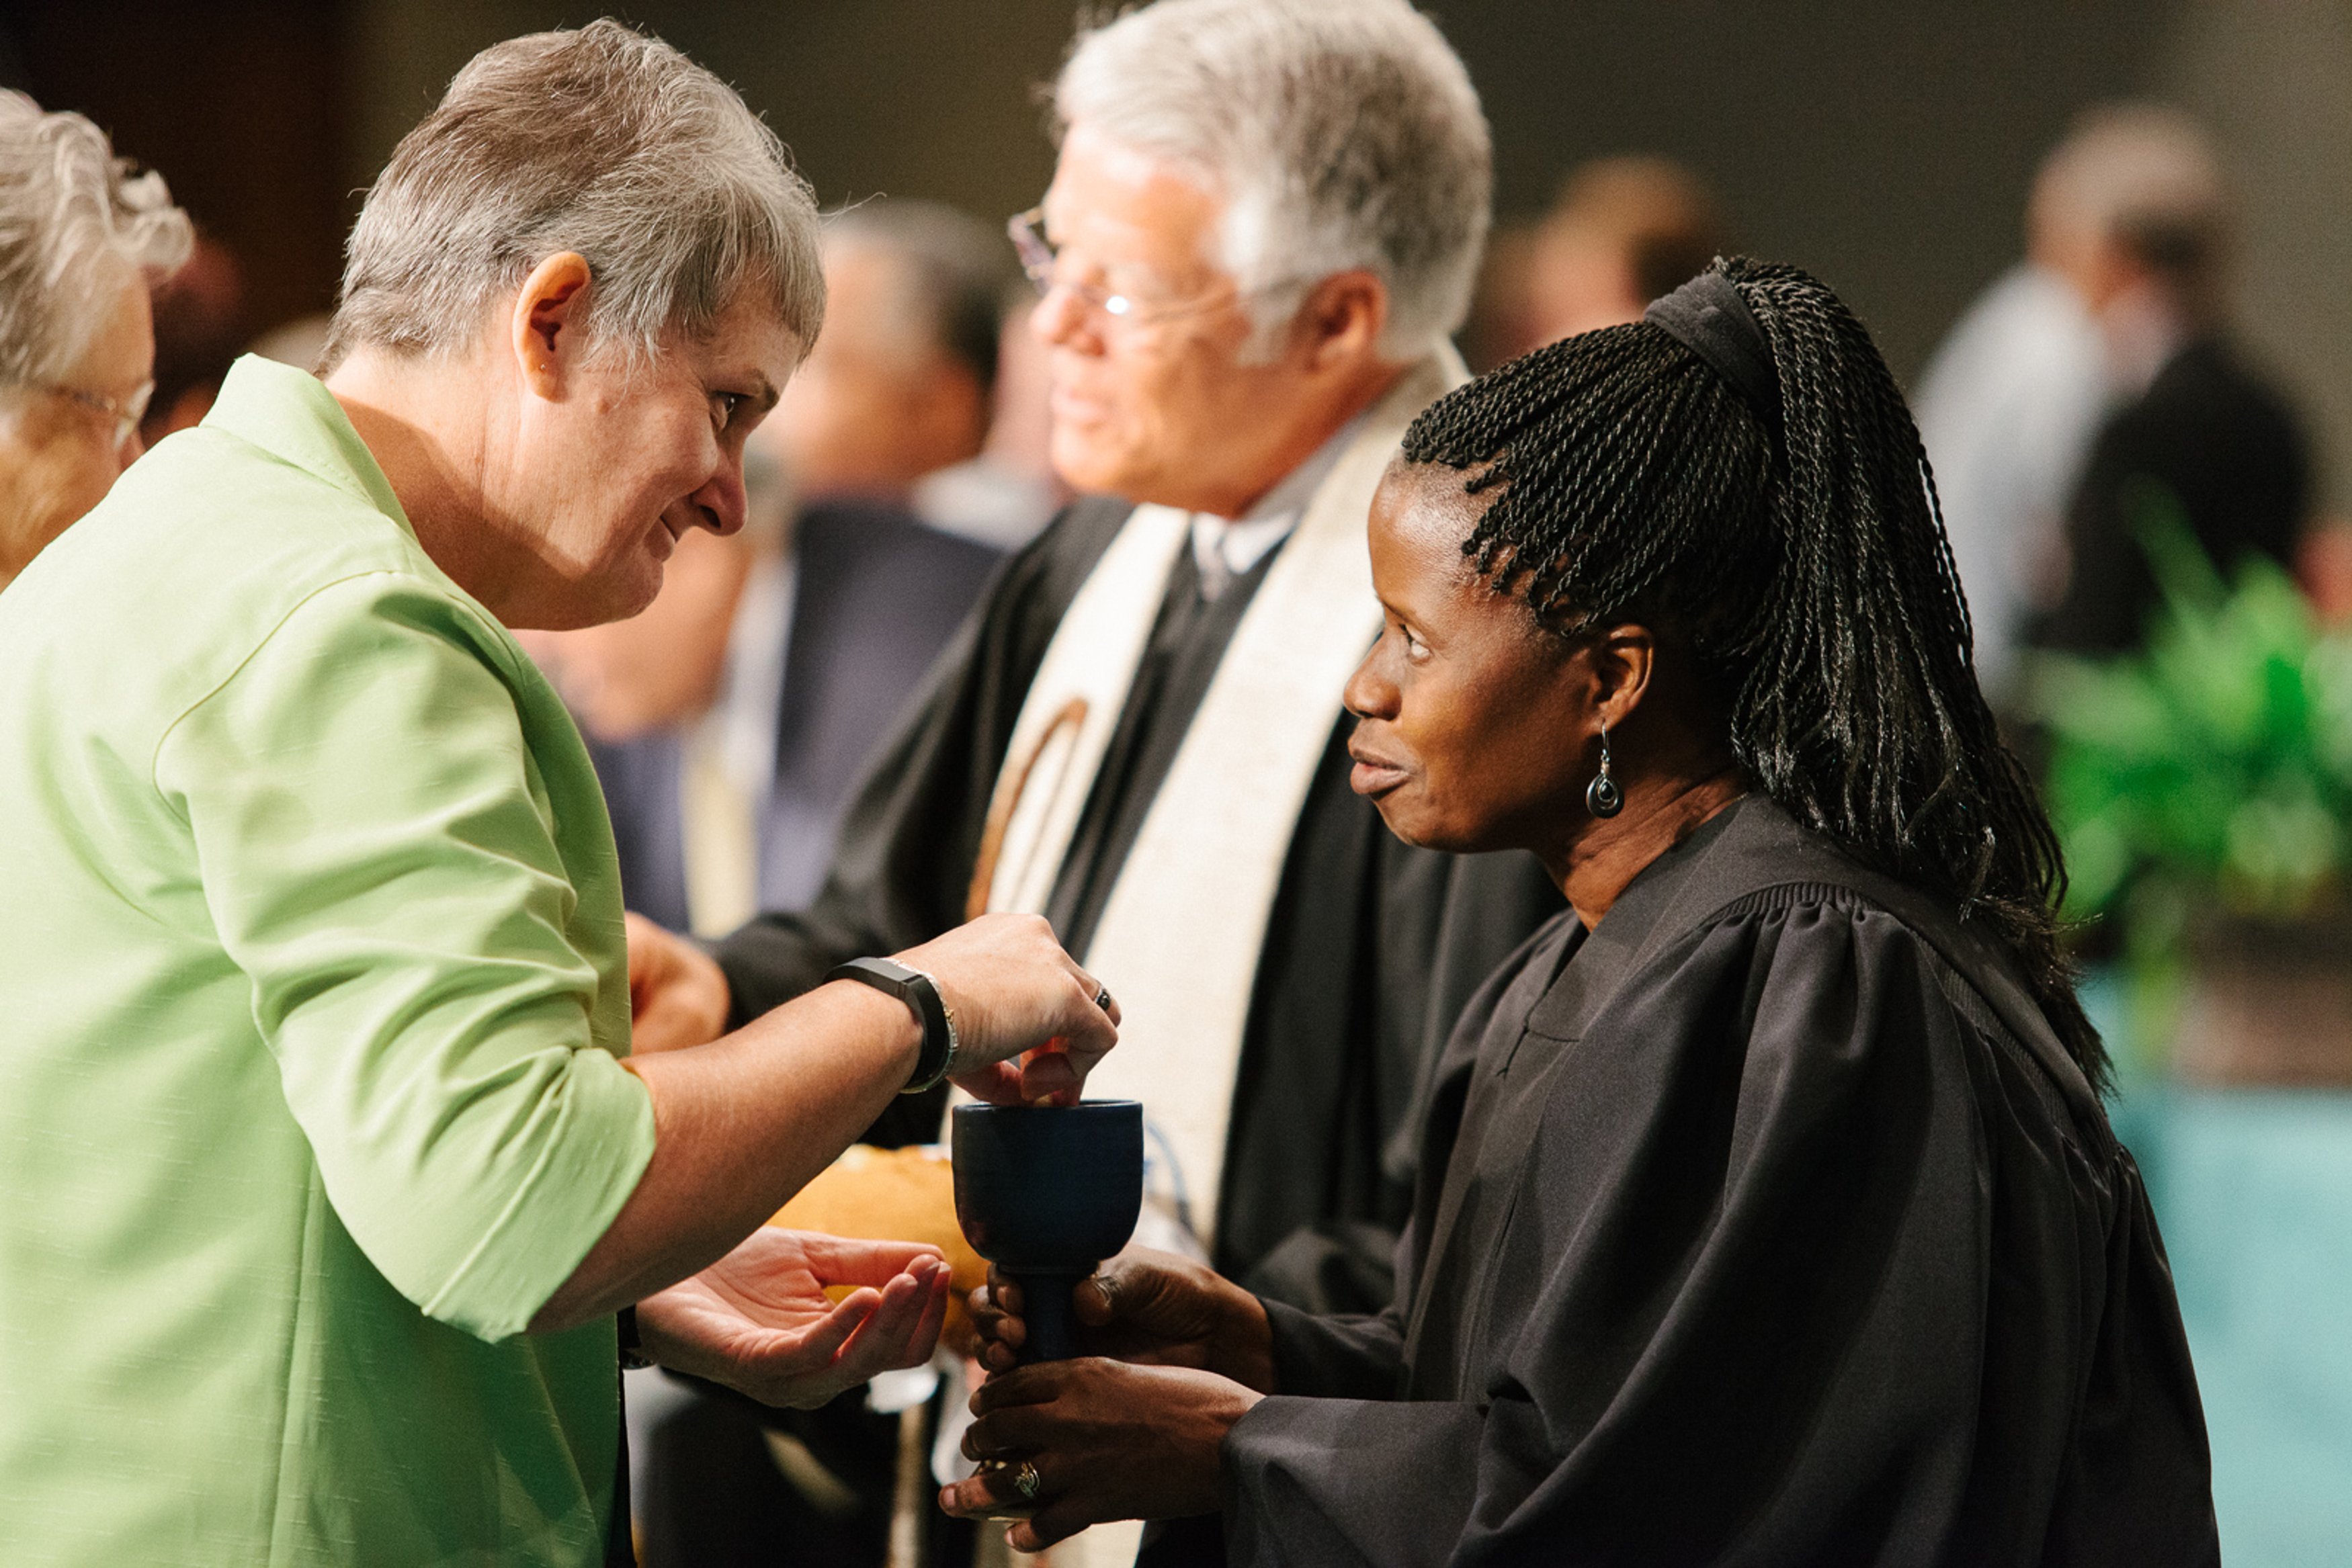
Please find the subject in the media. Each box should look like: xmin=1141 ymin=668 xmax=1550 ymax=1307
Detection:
xmin=1189 ymin=407 xmax=1371 ymax=599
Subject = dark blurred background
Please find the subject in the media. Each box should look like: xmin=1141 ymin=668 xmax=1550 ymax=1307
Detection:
xmin=6 ymin=0 xmax=2349 ymax=504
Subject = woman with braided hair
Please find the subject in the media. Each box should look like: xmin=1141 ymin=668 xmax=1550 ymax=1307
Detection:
xmin=943 ymin=259 xmax=2216 ymax=1566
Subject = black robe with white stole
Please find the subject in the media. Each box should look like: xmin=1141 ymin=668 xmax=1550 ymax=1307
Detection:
xmin=1218 ymin=796 xmax=2216 ymax=1568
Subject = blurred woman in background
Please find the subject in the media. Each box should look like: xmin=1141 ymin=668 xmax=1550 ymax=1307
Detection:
xmin=0 ymin=89 xmax=189 ymax=589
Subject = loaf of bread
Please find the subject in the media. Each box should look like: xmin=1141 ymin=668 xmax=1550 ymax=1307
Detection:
xmin=769 ymin=1144 xmax=985 ymax=1345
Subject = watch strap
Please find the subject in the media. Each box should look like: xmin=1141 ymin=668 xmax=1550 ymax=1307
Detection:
xmin=826 ymin=956 xmax=958 ymax=1094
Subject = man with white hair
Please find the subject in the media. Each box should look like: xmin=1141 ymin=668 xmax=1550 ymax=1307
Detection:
xmin=2028 ymin=103 xmax=2310 ymax=655
xmin=630 ymin=2 xmax=1554 ymax=1541
xmin=1918 ymin=103 xmax=2310 ymax=690
xmin=0 ymin=24 xmax=1116 ymax=1567
xmin=0 ymin=90 xmax=191 ymax=589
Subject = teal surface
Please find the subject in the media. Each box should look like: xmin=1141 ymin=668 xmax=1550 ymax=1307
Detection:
xmin=2109 ymin=1083 xmax=2352 ymax=1565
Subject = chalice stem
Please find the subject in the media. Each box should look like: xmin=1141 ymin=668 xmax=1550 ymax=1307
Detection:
xmin=1013 ymin=1267 xmax=1089 ymax=1363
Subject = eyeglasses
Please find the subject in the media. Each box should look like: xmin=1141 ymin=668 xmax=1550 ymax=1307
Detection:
xmin=1007 ymin=206 xmax=1234 ymax=331
xmin=34 ymin=380 xmax=154 ymax=452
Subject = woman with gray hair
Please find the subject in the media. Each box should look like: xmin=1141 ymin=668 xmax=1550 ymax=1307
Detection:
xmin=0 ymin=21 xmax=1115 ymax=1567
xmin=0 ymin=91 xmax=190 ymax=590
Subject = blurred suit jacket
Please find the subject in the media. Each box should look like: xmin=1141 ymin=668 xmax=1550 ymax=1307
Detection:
xmin=2033 ymin=336 xmax=2311 ymax=657
xmin=585 ymin=498 xmax=1003 ymax=932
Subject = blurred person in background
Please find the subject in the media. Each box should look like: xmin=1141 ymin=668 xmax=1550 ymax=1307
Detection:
xmin=0 ymin=90 xmax=190 ymax=591
xmin=2028 ymin=104 xmax=2311 ymax=658
xmin=1924 ymin=104 xmax=2313 ymax=688
xmin=794 ymin=199 xmax=1064 ymax=550
xmin=1458 ymin=156 xmax=1721 ymax=374
xmin=1523 ymin=155 xmax=1724 ymax=344
xmin=775 ymin=200 xmax=1042 ymax=541
xmin=626 ymin=0 xmax=1560 ymax=1559
xmin=0 ymin=26 xmax=1120 ymax=1565
xmin=1453 ymin=218 xmax=1538 ymax=374
xmin=915 ymin=292 xmax=1073 ymax=549
xmin=1912 ymin=132 xmax=2113 ymax=705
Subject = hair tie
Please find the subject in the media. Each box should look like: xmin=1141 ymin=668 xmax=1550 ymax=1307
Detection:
xmin=1644 ymin=271 xmax=1781 ymax=429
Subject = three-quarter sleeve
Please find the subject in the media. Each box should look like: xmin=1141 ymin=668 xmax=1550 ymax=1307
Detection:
xmin=155 ymin=572 xmax=657 ymax=1342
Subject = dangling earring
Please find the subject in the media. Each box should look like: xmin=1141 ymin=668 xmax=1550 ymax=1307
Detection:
xmin=1585 ymin=719 xmax=1624 ymax=819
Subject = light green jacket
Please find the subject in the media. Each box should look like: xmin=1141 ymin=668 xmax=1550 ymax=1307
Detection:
xmin=0 ymin=356 xmax=658 ymax=1565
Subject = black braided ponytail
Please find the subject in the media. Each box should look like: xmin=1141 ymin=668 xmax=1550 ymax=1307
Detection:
xmin=1404 ymin=256 xmax=2107 ymax=1089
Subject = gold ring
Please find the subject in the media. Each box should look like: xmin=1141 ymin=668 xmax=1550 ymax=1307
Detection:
xmin=1013 ymin=1459 xmax=1043 ymax=1503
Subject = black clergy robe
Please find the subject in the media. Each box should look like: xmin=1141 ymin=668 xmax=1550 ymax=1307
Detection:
xmin=1218 ymin=796 xmax=2216 ymax=1568
xmin=714 ymin=494 xmax=1561 ymax=1305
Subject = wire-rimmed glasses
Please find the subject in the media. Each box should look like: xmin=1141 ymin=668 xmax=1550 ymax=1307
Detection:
xmin=1007 ymin=206 xmax=1233 ymax=331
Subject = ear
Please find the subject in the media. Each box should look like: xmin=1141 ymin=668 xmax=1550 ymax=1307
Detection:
xmin=510 ymin=251 xmax=595 ymax=401
xmin=1588 ymin=623 xmax=1658 ymax=730
xmin=1292 ymin=269 xmax=1389 ymax=370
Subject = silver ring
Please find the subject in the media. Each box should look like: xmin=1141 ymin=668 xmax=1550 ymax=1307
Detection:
xmin=1013 ymin=1459 xmax=1043 ymax=1503
xmin=1093 ymin=984 xmax=1113 ymax=1013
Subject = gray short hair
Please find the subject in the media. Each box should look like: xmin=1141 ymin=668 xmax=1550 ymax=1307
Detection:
xmin=0 ymin=91 xmax=192 ymax=385
xmin=1055 ymin=0 xmax=1491 ymax=359
xmin=325 ymin=20 xmax=823 ymax=372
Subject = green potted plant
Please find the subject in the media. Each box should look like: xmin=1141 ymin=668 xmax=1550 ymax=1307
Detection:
xmin=2033 ymin=517 xmax=2352 ymax=1085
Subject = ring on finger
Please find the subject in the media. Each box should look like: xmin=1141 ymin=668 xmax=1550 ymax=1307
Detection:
xmin=1013 ymin=1459 xmax=1043 ymax=1504
xmin=1093 ymin=983 xmax=1113 ymax=1013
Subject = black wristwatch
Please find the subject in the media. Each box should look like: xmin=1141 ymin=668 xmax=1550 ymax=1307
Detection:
xmin=826 ymin=956 xmax=961 ymax=1094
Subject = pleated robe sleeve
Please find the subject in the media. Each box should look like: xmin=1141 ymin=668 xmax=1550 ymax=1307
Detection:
xmin=1220 ymin=889 xmax=2215 ymax=1568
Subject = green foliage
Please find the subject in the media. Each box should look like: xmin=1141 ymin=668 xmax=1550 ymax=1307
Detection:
xmin=2033 ymin=510 xmax=2352 ymax=930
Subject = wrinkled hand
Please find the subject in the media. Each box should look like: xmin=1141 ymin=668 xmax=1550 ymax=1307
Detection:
xmin=894 ymin=914 xmax=1119 ymax=1106
xmin=938 ymin=1358 xmax=1261 ymax=1550
xmin=636 ymin=1227 xmax=950 ymax=1408
xmin=626 ymin=912 xmax=731 ymax=1055
xmin=969 ymin=1250 xmax=1275 ymax=1391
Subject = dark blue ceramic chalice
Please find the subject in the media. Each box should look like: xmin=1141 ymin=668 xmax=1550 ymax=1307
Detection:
xmin=951 ymin=1100 xmax=1144 ymax=1363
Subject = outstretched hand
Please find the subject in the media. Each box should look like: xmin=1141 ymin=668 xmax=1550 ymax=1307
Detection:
xmin=636 ymin=1227 xmax=951 ymax=1408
